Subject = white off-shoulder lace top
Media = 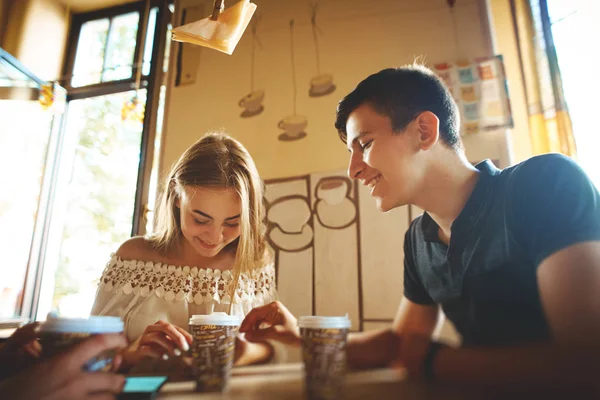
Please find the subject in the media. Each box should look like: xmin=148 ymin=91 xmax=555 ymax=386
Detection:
xmin=91 ymin=254 xmax=277 ymax=342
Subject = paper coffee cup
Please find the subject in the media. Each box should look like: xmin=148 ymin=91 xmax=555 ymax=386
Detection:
xmin=38 ymin=316 xmax=124 ymax=372
xmin=189 ymin=312 xmax=241 ymax=393
xmin=298 ymin=315 xmax=351 ymax=400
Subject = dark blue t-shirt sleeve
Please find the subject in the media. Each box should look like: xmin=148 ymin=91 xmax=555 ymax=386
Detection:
xmin=510 ymin=154 xmax=600 ymax=266
xmin=403 ymin=221 xmax=435 ymax=305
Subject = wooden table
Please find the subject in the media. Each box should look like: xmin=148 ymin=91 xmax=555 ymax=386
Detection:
xmin=158 ymin=363 xmax=484 ymax=399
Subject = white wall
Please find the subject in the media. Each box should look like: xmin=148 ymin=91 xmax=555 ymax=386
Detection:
xmin=163 ymin=0 xmax=502 ymax=179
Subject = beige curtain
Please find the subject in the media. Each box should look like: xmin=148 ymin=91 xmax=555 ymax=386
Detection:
xmin=512 ymin=0 xmax=577 ymax=157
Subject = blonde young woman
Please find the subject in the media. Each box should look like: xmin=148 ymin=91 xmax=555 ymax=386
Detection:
xmin=91 ymin=133 xmax=277 ymax=369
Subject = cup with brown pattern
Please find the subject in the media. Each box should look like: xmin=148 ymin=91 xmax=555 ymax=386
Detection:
xmin=38 ymin=316 xmax=124 ymax=372
xmin=298 ymin=315 xmax=351 ymax=400
xmin=189 ymin=312 xmax=241 ymax=393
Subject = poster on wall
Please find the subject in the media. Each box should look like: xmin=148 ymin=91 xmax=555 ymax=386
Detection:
xmin=434 ymin=55 xmax=513 ymax=135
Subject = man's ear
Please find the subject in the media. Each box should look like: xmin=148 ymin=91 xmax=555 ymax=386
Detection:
xmin=415 ymin=111 xmax=440 ymax=150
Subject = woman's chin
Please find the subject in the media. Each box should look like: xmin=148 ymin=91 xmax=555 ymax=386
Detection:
xmin=192 ymin=239 xmax=222 ymax=257
xmin=196 ymin=246 xmax=220 ymax=258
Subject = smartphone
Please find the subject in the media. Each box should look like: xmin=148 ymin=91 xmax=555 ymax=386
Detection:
xmin=116 ymin=376 xmax=168 ymax=400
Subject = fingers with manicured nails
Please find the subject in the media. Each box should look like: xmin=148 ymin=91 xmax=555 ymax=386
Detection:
xmin=146 ymin=322 xmax=190 ymax=351
xmin=139 ymin=332 xmax=177 ymax=355
xmin=173 ymin=325 xmax=193 ymax=347
xmin=138 ymin=343 xmax=167 ymax=359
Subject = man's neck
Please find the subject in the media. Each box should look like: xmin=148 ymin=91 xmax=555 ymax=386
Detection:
xmin=413 ymin=150 xmax=480 ymax=242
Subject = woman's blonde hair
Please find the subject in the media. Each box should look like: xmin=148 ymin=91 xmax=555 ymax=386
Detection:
xmin=148 ymin=132 xmax=269 ymax=276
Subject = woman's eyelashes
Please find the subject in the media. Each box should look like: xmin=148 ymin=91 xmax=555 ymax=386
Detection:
xmin=193 ymin=217 xmax=239 ymax=228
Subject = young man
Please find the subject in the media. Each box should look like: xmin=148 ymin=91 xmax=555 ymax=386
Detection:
xmin=240 ymin=65 xmax=600 ymax=390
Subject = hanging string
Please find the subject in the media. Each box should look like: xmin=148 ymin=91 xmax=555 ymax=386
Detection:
xmin=289 ymin=19 xmax=297 ymax=115
xmin=249 ymin=16 xmax=262 ymax=92
xmin=447 ymin=0 xmax=461 ymax=59
xmin=310 ymin=2 xmax=322 ymax=75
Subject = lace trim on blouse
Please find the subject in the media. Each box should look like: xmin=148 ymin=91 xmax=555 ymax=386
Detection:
xmin=97 ymin=254 xmax=276 ymax=306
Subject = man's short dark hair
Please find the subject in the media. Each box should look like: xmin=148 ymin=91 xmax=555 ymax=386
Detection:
xmin=334 ymin=64 xmax=461 ymax=150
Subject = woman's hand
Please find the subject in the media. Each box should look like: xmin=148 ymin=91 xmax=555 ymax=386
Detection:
xmin=137 ymin=320 xmax=193 ymax=358
xmin=239 ymin=301 xmax=301 ymax=347
xmin=122 ymin=320 xmax=193 ymax=369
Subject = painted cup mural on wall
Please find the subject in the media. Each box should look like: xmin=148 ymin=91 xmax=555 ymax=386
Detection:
xmin=264 ymin=170 xmax=409 ymax=332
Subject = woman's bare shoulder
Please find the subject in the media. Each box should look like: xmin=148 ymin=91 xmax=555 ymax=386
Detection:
xmin=115 ymin=237 xmax=160 ymax=262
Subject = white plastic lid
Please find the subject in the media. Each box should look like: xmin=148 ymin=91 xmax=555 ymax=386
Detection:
xmin=298 ymin=315 xmax=351 ymax=329
xmin=39 ymin=316 xmax=124 ymax=334
xmin=189 ymin=312 xmax=241 ymax=326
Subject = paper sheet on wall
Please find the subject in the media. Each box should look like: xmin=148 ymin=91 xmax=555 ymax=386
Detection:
xmin=434 ymin=55 xmax=513 ymax=135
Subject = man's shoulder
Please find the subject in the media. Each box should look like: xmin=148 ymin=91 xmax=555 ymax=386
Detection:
xmin=501 ymin=153 xmax=581 ymax=182
xmin=404 ymin=213 xmax=431 ymax=254
xmin=406 ymin=214 xmax=425 ymax=238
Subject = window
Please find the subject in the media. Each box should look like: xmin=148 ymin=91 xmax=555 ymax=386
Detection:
xmin=28 ymin=1 xmax=173 ymax=319
xmin=0 ymin=50 xmax=60 ymax=320
xmin=544 ymin=0 xmax=600 ymax=186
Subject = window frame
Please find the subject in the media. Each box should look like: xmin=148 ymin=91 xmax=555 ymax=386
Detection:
xmin=62 ymin=1 xmax=146 ymax=100
xmin=60 ymin=0 xmax=171 ymax=237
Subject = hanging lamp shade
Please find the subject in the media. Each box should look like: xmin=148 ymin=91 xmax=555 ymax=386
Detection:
xmin=171 ymin=0 xmax=257 ymax=55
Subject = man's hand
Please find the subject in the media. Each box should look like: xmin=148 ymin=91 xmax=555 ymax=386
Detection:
xmin=0 ymin=333 xmax=127 ymax=400
xmin=239 ymin=301 xmax=301 ymax=346
xmin=0 ymin=323 xmax=41 ymax=379
xmin=233 ymin=334 xmax=273 ymax=366
xmin=389 ymin=333 xmax=431 ymax=379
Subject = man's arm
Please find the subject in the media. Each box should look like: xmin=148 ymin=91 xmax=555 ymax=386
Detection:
xmin=348 ymin=218 xmax=441 ymax=370
xmin=419 ymin=157 xmax=600 ymax=389
xmin=415 ymin=242 xmax=600 ymax=389
xmin=234 ymin=334 xmax=274 ymax=366
xmin=347 ymin=297 xmax=439 ymax=369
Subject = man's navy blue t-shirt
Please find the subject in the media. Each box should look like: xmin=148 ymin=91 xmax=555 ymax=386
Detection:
xmin=404 ymin=154 xmax=600 ymax=346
